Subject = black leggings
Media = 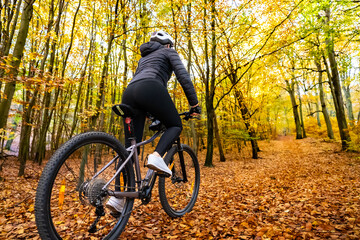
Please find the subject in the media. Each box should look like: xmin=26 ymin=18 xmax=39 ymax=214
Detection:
xmin=122 ymin=80 xmax=182 ymax=156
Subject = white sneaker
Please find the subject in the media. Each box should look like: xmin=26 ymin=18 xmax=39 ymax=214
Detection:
xmin=147 ymin=154 xmax=172 ymax=177
xmin=106 ymin=196 xmax=125 ymax=215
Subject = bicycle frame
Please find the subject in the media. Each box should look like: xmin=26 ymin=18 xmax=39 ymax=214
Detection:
xmin=94 ymin=128 xmax=163 ymax=199
xmin=94 ymin=111 xmax=192 ymax=201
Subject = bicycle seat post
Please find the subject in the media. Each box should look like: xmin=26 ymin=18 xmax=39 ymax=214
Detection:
xmin=125 ymin=116 xmax=142 ymax=187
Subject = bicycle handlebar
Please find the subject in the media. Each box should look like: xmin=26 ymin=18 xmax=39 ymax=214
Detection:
xmin=179 ymin=112 xmax=200 ymax=121
xmin=149 ymin=111 xmax=199 ymax=132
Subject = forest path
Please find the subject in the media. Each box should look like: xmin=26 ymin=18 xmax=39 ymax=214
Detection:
xmin=0 ymin=136 xmax=359 ymax=239
xmin=125 ymin=136 xmax=360 ymax=239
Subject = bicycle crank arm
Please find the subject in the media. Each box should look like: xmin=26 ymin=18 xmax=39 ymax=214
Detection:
xmin=108 ymin=191 xmax=139 ymax=199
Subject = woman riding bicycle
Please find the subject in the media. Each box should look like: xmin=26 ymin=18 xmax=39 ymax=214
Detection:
xmin=107 ymin=30 xmax=201 ymax=213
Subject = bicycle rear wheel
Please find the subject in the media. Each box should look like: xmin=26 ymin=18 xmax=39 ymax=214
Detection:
xmin=158 ymin=144 xmax=200 ymax=218
xmin=35 ymin=132 xmax=135 ymax=239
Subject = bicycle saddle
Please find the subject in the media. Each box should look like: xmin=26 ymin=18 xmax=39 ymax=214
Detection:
xmin=112 ymin=104 xmax=137 ymax=117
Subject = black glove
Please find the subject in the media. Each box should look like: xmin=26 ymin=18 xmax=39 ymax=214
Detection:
xmin=189 ymin=105 xmax=201 ymax=115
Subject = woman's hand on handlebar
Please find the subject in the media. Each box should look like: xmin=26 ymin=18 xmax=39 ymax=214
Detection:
xmin=189 ymin=104 xmax=201 ymax=116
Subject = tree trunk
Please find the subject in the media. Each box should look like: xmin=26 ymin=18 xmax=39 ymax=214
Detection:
xmin=342 ymin=82 xmax=354 ymax=127
xmin=108 ymin=54 xmax=116 ymax=135
xmin=90 ymin=0 xmax=119 ymax=130
xmin=70 ymin=8 xmax=95 ymax=137
xmin=18 ymin=87 xmax=39 ymax=176
xmin=121 ymin=0 xmax=128 ymax=87
xmin=285 ymin=79 xmax=302 ymax=139
xmin=204 ymin=0 xmax=215 ymax=167
xmin=5 ymin=109 xmax=20 ymax=150
xmin=0 ymin=0 xmax=23 ymax=99
xmin=315 ymin=100 xmax=321 ymax=128
xmin=89 ymin=46 xmax=110 ymax=130
xmin=35 ymin=0 xmax=65 ymax=164
xmin=297 ymin=82 xmax=306 ymax=138
xmin=219 ymin=9 xmax=260 ymax=159
xmin=54 ymin=88 xmax=74 ymax=150
xmin=210 ymin=2 xmax=226 ymax=162
xmin=0 ymin=0 xmax=23 ymax=78
xmin=30 ymin=106 xmax=41 ymax=160
xmin=29 ymin=0 xmax=54 ymax=161
xmin=1 ymin=0 xmax=23 ymax=56
xmin=17 ymin=15 xmax=40 ymax=166
xmin=324 ymin=8 xmax=351 ymax=149
xmin=205 ymin=100 xmax=214 ymax=166
xmin=233 ymin=88 xmax=259 ymax=159
xmin=0 ymin=0 xmax=34 ymax=134
xmin=185 ymin=2 xmax=198 ymax=154
xmin=61 ymin=0 xmax=81 ymax=78
xmin=314 ymin=59 xmax=334 ymax=139
xmin=214 ymin=113 xmax=225 ymax=162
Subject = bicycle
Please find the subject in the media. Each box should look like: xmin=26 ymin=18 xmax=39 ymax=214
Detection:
xmin=35 ymin=103 xmax=200 ymax=239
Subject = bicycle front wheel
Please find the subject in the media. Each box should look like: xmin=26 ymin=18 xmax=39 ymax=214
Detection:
xmin=35 ymin=132 xmax=135 ymax=239
xmin=158 ymin=144 xmax=200 ymax=218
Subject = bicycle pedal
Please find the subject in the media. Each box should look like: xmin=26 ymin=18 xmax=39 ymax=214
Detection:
xmin=110 ymin=211 xmax=121 ymax=219
xmin=156 ymin=172 xmax=171 ymax=178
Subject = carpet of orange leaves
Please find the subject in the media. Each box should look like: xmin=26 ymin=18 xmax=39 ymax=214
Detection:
xmin=0 ymin=136 xmax=359 ymax=239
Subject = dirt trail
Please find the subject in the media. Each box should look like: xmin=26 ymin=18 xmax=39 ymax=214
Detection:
xmin=0 ymin=137 xmax=359 ymax=239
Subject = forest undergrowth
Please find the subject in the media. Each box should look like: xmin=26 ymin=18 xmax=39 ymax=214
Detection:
xmin=0 ymin=136 xmax=359 ymax=239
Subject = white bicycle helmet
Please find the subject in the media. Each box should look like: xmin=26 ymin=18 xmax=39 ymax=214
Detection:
xmin=150 ymin=30 xmax=174 ymax=47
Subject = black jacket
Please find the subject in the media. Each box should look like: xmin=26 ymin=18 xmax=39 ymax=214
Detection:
xmin=130 ymin=41 xmax=198 ymax=106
